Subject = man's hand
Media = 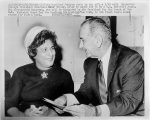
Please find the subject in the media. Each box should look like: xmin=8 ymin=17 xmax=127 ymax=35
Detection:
xmin=63 ymin=104 xmax=97 ymax=116
xmin=53 ymin=95 xmax=67 ymax=114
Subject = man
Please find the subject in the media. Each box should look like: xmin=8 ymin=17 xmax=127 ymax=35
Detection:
xmin=54 ymin=17 xmax=144 ymax=116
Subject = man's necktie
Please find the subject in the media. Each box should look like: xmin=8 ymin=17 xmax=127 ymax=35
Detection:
xmin=97 ymin=60 xmax=107 ymax=104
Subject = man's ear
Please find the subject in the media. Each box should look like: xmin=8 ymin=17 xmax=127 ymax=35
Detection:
xmin=95 ymin=34 xmax=103 ymax=48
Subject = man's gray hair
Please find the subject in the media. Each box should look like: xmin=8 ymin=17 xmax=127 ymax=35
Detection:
xmin=81 ymin=18 xmax=112 ymax=41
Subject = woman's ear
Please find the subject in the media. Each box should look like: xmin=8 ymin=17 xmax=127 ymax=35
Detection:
xmin=28 ymin=52 xmax=34 ymax=57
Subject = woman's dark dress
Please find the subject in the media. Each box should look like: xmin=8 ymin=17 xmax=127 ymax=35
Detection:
xmin=5 ymin=63 xmax=74 ymax=112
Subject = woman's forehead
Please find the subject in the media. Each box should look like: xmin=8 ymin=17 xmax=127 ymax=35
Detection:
xmin=38 ymin=39 xmax=54 ymax=48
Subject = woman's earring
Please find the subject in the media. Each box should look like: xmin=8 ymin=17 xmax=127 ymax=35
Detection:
xmin=28 ymin=49 xmax=35 ymax=56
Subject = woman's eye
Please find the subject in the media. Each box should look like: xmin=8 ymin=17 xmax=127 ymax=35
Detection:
xmin=51 ymin=46 xmax=55 ymax=50
xmin=42 ymin=48 xmax=47 ymax=52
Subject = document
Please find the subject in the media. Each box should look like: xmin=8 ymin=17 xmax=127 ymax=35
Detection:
xmin=43 ymin=98 xmax=65 ymax=110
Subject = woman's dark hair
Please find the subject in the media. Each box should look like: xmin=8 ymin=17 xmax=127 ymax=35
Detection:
xmin=28 ymin=29 xmax=58 ymax=62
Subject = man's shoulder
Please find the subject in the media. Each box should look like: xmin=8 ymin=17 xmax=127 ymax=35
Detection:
xmin=114 ymin=44 xmax=143 ymax=65
xmin=84 ymin=58 xmax=97 ymax=65
xmin=114 ymin=44 xmax=142 ymax=59
xmin=83 ymin=58 xmax=98 ymax=71
xmin=119 ymin=44 xmax=138 ymax=54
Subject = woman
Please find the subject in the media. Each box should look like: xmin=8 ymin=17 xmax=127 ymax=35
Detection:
xmin=5 ymin=26 xmax=74 ymax=117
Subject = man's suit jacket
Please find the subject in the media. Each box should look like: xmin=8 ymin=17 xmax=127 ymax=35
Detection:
xmin=74 ymin=43 xmax=144 ymax=116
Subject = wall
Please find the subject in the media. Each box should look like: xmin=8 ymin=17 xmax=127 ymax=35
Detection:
xmin=117 ymin=16 xmax=144 ymax=47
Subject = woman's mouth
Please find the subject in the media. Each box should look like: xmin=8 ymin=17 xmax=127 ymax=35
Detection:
xmin=47 ymin=58 xmax=53 ymax=61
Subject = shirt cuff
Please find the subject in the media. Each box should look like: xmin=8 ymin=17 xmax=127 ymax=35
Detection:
xmin=96 ymin=104 xmax=110 ymax=116
xmin=64 ymin=94 xmax=79 ymax=106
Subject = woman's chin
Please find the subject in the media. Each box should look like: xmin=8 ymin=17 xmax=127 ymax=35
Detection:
xmin=46 ymin=64 xmax=54 ymax=68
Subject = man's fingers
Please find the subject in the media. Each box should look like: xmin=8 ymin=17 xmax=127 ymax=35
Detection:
xmin=63 ymin=105 xmax=84 ymax=116
xmin=63 ymin=109 xmax=81 ymax=116
xmin=54 ymin=107 xmax=64 ymax=114
xmin=54 ymin=95 xmax=67 ymax=106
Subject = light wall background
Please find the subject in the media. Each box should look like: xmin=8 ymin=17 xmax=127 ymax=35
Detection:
xmin=4 ymin=16 xmax=144 ymax=91
xmin=117 ymin=16 xmax=144 ymax=47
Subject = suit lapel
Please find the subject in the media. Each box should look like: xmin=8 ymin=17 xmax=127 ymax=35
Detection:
xmin=107 ymin=44 xmax=120 ymax=88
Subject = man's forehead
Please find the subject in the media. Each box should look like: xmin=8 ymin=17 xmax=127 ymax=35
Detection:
xmin=80 ymin=24 xmax=90 ymax=35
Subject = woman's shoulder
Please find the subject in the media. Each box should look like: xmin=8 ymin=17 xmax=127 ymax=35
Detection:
xmin=53 ymin=66 xmax=73 ymax=82
xmin=13 ymin=63 xmax=34 ymax=74
xmin=54 ymin=65 xmax=71 ymax=75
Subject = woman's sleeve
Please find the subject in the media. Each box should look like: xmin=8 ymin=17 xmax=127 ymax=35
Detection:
xmin=5 ymin=68 xmax=23 ymax=112
xmin=63 ymin=71 xmax=74 ymax=94
xmin=5 ymin=70 xmax=11 ymax=91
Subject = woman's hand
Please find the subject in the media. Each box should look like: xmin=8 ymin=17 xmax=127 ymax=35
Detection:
xmin=7 ymin=107 xmax=25 ymax=117
xmin=24 ymin=105 xmax=49 ymax=117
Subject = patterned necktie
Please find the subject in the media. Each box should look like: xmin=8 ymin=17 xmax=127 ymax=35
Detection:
xmin=97 ymin=60 xmax=107 ymax=104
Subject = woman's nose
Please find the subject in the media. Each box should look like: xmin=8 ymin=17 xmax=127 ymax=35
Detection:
xmin=47 ymin=49 xmax=53 ymax=56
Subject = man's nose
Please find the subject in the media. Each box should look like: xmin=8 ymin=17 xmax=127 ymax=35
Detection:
xmin=79 ymin=41 xmax=83 ymax=49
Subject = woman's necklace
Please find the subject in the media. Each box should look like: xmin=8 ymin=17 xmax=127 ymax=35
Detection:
xmin=36 ymin=65 xmax=53 ymax=79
